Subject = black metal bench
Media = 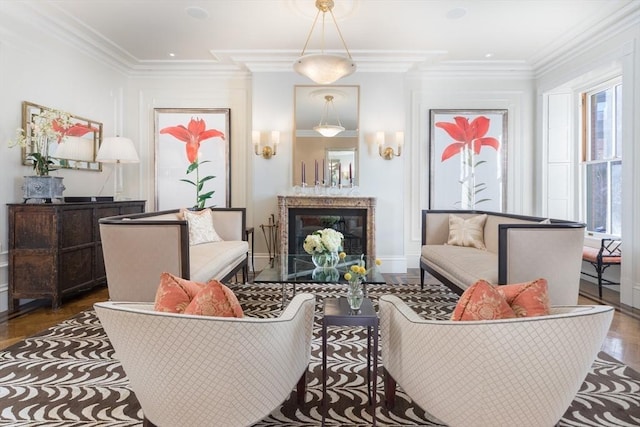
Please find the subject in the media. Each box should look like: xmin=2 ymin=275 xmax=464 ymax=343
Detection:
xmin=582 ymin=238 xmax=622 ymax=298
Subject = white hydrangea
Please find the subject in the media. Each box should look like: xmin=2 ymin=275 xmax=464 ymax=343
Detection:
xmin=303 ymin=228 xmax=343 ymax=254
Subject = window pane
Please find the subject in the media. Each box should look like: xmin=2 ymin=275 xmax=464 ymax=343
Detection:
xmin=585 ymin=162 xmax=608 ymax=233
xmin=589 ymin=88 xmax=613 ymax=160
xmin=611 ymin=160 xmax=622 ymax=235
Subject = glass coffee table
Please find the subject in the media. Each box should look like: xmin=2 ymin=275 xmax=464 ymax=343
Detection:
xmin=254 ymin=254 xmax=385 ymax=304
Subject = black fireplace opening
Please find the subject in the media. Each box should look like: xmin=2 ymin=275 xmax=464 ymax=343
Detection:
xmin=288 ymin=207 xmax=367 ymax=256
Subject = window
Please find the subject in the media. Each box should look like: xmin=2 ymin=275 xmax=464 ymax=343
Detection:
xmin=581 ymin=79 xmax=622 ymax=236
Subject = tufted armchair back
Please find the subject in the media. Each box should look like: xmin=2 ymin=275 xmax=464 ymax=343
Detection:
xmin=379 ymin=295 xmax=613 ymax=427
xmin=95 ymin=293 xmax=315 ymax=427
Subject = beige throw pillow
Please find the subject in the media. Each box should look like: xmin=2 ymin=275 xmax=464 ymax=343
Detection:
xmin=447 ymin=214 xmax=487 ymax=250
xmin=181 ymin=208 xmax=223 ymax=245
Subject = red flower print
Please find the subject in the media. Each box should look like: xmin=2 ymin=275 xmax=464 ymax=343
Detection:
xmin=436 ymin=116 xmax=500 ymax=161
xmin=160 ymin=118 xmax=225 ymax=163
xmin=52 ymin=120 xmax=98 ymax=143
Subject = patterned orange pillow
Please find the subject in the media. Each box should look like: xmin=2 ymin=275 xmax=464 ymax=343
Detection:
xmin=184 ymin=280 xmax=244 ymax=318
xmin=496 ymin=278 xmax=550 ymax=317
xmin=154 ymin=272 xmax=204 ymax=313
xmin=451 ymin=279 xmax=516 ymax=321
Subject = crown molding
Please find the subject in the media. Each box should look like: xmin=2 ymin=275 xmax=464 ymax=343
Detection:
xmin=533 ymin=2 xmax=640 ymax=78
xmin=413 ymin=61 xmax=535 ymax=80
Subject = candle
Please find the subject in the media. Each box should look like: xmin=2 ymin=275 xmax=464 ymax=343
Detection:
xmin=302 ymin=161 xmax=306 ymax=184
xmin=322 ymin=159 xmax=325 ymax=182
xmin=338 ymin=162 xmax=341 ymax=185
xmin=315 ymin=160 xmax=318 ymax=184
xmin=349 ymin=163 xmax=352 ymax=183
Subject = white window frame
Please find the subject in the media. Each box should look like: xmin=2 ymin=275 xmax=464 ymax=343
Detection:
xmin=579 ymin=77 xmax=622 ymax=238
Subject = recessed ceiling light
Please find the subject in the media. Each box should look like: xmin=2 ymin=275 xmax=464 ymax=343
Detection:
xmin=169 ymin=53 xmax=176 ymax=58
xmin=185 ymin=6 xmax=209 ymax=20
xmin=485 ymin=53 xmax=494 ymax=58
xmin=446 ymin=7 xmax=467 ymax=20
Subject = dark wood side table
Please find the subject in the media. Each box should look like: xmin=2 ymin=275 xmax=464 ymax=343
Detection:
xmin=322 ymin=297 xmax=378 ymax=426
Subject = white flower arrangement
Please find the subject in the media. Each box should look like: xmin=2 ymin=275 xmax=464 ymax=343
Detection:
xmin=303 ymin=228 xmax=344 ymax=254
xmin=8 ymin=108 xmax=73 ymax=176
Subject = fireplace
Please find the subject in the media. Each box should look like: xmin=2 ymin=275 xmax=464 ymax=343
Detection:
xmin=278 ymin=195 xmax=376 ymax=257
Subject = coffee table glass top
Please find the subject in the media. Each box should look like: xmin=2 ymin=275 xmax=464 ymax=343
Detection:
xmin=254 ymin=254 xmax=385 ymax=284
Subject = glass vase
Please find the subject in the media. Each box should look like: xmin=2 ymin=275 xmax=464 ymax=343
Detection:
xmin=346 ymin=279 xmax=364 ymax=311
xmin=312 ymin=251 xmax=339 ymax=268
xmin=312 ymin=267 xmax=339 ymax=282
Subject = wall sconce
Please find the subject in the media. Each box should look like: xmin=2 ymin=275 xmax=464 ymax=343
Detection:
xmin=253 ymin=130 xmax=279 ymax=159
xmin=377 ymin=131 xmax=404 ymax=160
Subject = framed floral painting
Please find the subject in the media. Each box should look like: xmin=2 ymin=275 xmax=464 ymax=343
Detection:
xmin=428 ymin=109 xmax=507 ymax=211
xmin=154 ymin=108 xmax=230 ymax=210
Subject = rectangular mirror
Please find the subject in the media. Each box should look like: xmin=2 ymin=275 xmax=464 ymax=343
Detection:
xmin=293 ymin=85 xmax=359 ymax=186
xmin=22 ymin=101 xmax=103 ymax=172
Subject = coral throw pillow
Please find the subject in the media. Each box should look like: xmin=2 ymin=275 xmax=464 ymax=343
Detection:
xmin=447 ymin=214 xmax=488 ymax=250
xmin=496 ymin=278 xmax=550 ymax=317
xmin=154 ymin=273 xmax=243 ymax=318
xmin=451 ymin=279 xmax=516 ymax=321
xmin=180 ymin=208 xmax=223 ymax=246
xmin=154 ymin=272 xmax=204 ymax=313
xmin=184 ymin=280 xmax=244 ymax=318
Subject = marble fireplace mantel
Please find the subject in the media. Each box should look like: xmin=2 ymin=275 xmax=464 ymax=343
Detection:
xmin=277 ymin=195 xmax=376 ymax=257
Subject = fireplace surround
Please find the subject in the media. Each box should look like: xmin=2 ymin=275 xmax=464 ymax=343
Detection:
xmin=277 ymin=195 xmax=376 ymax=258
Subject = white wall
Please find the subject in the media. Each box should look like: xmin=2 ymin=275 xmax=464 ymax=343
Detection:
xmin=536 ymin=23 xmax=640 ymax=308
xmin=251 ymin=72 xmax=406 ymax=272
xmin=404 ymin=73 xmax=536 ymax=267
xmin=0 ymin=3 xmax=129 ymax=311
xmin=124 ymin=73 xmax=252 ymax=211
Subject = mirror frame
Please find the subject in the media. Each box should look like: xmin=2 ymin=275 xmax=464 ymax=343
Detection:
xmin=293 ymin=85 xmax=359 ymax=186
xmin=21 ymin=101 xmax=103 ymax=172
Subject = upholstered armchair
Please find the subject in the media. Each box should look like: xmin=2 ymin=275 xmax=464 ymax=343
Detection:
xmin=378 ymin=295 xmax=613 ymax=427
xmin=94 ymin=293 xmax=316 ymax=427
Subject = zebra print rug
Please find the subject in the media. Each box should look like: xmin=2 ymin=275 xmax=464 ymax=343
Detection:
xmin=1 ymin=282 xmax=639 ymax=426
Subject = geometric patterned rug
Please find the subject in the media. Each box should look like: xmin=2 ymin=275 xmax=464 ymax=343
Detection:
xmin=0 ymin=282 xmax=639 ymax=426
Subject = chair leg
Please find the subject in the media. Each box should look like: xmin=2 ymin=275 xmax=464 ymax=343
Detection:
xmin=296 ymin=370 xmax=307 ymax=406
xmin=420 ymin=268 xmax=425 ymax=290
xmin=384 ymin=368 xmax=397 ymax=410
xmin=597 ymin=262 xmax=604 ymax=299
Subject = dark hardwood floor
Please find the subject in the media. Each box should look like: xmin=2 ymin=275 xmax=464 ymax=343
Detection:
xmin=1 ymin=270 xmax=638 ymax=373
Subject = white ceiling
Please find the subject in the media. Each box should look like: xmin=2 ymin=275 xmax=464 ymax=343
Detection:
xmin=25 ymin=0 xmax=638 ymax=74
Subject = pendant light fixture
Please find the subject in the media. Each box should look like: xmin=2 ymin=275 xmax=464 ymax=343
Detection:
xmin=314 ymin=95 xmax=345 ymax=137
xmin=293 ymin=0 xmax=356 ymax=85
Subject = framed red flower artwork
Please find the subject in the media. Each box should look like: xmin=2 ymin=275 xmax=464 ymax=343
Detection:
xmin=154 ymin=108 xmax=230 ymax=210
xmin=429 ymin=109 xmax=507 ymax=211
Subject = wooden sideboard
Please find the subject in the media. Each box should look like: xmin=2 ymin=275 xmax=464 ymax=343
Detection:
xmin=7 ymin=200 xmax=145 ymax=310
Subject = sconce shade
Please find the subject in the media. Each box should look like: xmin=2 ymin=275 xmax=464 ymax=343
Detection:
xmin=55 ymin=136 xmax=95 ymax=161
xmin=96 ymin=137 xmax=140 ymax=163
xmin=377 ymin=131 xmax=404 ymax=160
xmin=293 ymin=0 xmax=356 ymax=84
xmin=253 ymin=130 xmax=279 ymax=159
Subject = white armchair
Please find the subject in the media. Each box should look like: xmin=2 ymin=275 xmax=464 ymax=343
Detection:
xmin=94 ymin=293 xmax=316 ymax=427
xmin=379 ymin=295 xmax=613 ymax=427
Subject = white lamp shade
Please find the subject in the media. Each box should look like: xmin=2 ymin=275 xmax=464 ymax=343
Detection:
xmin=313 ymin=124 xmax=345 ymax=137
xmin=96 ymin=137 xmax=139 ymax=163
xmin=293 ymin=53 xmax=356 ymax=85
xmin=55 ymin=136 xmax=95 ymax=161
